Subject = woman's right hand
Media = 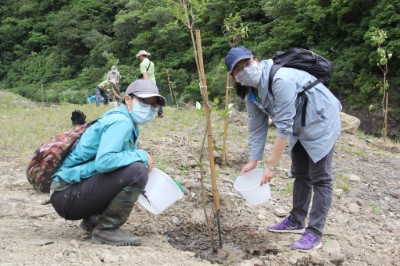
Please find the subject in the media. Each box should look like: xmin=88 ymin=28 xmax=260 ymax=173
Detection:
xmin=147 ymin=154 xmax=153 ymax=172
xmin=239 ymin=160 xmax=258 ymax=175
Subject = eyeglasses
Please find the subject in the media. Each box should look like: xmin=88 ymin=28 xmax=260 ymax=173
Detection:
xmin=135 ymin=96 xmax=159 ymax=109
xmin=232 ymin=58 xmax=253 ymax=76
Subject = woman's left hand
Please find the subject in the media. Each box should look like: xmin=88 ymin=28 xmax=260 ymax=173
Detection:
xmin=260 ymin=167 xmax=275 ymax=186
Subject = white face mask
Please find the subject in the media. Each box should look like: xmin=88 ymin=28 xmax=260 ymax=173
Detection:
xmin=235 ymin=62 xmax=262 ymax=88
xmin=130 ymin=100 xmax=156 ymax=125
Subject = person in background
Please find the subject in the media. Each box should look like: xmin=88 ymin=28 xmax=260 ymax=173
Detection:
xmin=107 ymin=65 xmax=121 ymax=101
xmin=136 ymin=50 xmax=164 ymax=118
xmin=95 ymin=79 xmax=117 ymax=106
xmin=225 ymin=46 xmax=342 ymax=252
xmin=50 ymin=79 xmax=166 ymax=246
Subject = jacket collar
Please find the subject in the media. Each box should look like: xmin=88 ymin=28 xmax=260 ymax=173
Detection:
xmin=258 ymin=59 xmax=273 ymax=102
xmin=119 ymin=104 xmax=140 ymax=136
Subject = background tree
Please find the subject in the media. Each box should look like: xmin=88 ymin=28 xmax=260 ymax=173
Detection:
xmin=368 ymin=29 xmax=392 ymax=142
xmin=1 ymin=0 xmax=400 ymax=137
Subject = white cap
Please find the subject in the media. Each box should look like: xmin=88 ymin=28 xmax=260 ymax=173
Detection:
xmin=136 ymin=50 xmax=150 ymax=57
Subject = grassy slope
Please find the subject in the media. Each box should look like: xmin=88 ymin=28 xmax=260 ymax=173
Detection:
xmin=0 ymin=91 xmax=248 ymax=168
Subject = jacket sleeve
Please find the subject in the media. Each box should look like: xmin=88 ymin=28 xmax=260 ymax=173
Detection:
xmin=271 ymin=77 xmax=298 ymax=139
xmin=246 ymin=97 xmax=269 ymax=161
xmin=94 ymin=119 xmax=148 ymax=173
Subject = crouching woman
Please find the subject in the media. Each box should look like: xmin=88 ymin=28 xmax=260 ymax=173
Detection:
xmin=50 ymin=79 xmax=166 ymax=246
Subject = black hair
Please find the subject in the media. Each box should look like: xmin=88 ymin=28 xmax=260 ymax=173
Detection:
xmin=71 ymin=110 xmax=86 ymax=126
xmin=234 ymin=81 xmax=250 ymax=99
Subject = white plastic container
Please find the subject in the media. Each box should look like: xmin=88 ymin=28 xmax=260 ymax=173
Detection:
xmin=234 ymin=168 xmax=271 ymax=206
xmin=137 ymin=168 xmax=184 ymax=215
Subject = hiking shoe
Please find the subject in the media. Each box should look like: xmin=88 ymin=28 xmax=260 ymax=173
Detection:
xmin=291 ymin=231 xmax=322 ymax=252
xmin=92 ymin=228 xmax=142 ymax=246
xmin=267 ymin=216 xmax=305 ymax=233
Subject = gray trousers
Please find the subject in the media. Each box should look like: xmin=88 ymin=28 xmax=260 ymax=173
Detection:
xmin=289 ymin=141 xmax=334 ymax=238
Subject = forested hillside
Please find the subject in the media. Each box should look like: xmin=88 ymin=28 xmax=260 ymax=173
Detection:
xmin=0 ymin=0 xmax=399 ymax=136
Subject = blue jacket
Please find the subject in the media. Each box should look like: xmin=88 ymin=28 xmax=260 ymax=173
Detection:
xmin=52 ymin=104 xmax=148 ymax=184
xmin=246 ymin=59 xmax=342 ymax=163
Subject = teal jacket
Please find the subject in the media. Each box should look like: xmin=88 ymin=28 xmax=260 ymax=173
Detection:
xmin=52 ymin=104 xmax=148 ymax=184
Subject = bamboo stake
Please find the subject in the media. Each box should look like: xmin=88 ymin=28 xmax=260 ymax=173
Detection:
xmin=221 ymin=73 xmax=232 ymax=165
xmin=38 ymin=59 xmax=44 ymax=109
xmin=195 ymin=29 xmax=222 ymax=250
xmin=40 ymin=80 xmax=44 ymax=109
xmin=198 ymin=127 xmax=216 ymax=251
xmin=166 ymin=69 xmax=176 ymax=107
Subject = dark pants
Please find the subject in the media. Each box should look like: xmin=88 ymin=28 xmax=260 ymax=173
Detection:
xmin=95 ymin=86 xmax=109 ymax=106
xmin=289 ymin=141 xmax=334 ymax=238
xmin=50 ymin=162 xmax=148 ymax=220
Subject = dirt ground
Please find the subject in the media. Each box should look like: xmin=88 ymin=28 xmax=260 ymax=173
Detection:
xmin=1 ymin=107 xmax=399 ymax=266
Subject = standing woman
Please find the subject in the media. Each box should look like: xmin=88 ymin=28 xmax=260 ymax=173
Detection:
xmin=225 ymin=47 xmax=342 ymax=252
xmin=50 ymin=79 xmax=165 ymax=246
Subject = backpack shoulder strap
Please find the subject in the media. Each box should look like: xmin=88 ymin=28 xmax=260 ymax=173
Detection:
xmin=298 ymin=79 xmax=320 ymax=127
xmin=269 ymin=66 xmax=321 ymax=98
xmin=268 ymin=64 xmax=282 ymax=95
xmin=86 ymin=119 xmax=98 ymax=127
xmin=298 ymin=79 xmax=320 ymax=97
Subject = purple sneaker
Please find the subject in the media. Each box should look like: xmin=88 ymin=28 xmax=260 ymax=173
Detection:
xmin=291 ymin=232 xmax=322 ymax=252
xmin=267 ymin=216 xmax=305 ymax=233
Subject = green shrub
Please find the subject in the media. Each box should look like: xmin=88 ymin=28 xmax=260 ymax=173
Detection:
xmin=60 ymin=89 xmax=88 ymax=104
